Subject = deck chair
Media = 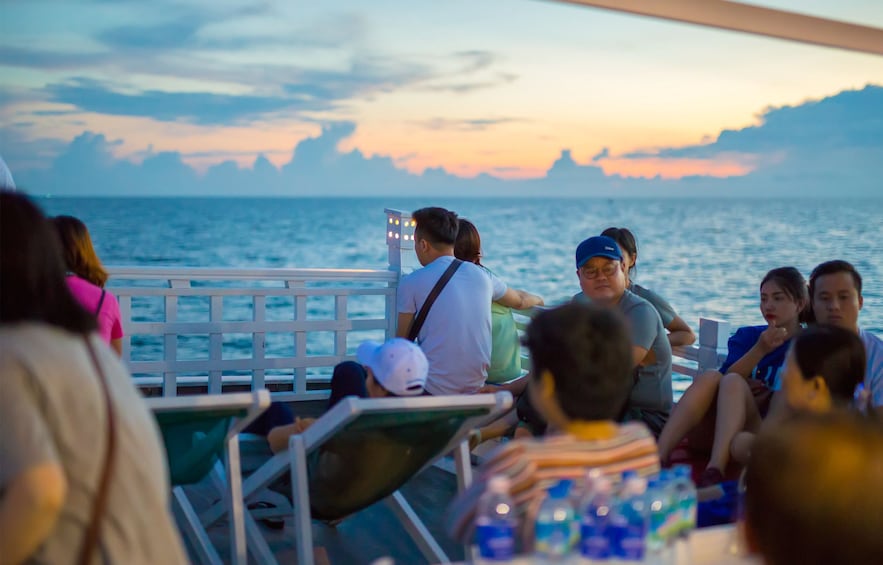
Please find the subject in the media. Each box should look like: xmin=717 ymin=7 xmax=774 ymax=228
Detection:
xmin=203 ymin=391 xmax=513 ymax=565
xmin=147 ymin=390 xmax=270 ymax=565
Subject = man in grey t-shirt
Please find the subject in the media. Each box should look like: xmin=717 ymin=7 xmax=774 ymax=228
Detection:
xmin=575 ymin=236 xmax=673 ymax=435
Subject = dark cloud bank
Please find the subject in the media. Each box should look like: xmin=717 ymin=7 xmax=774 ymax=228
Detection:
xmin=5 ymin=85 xmax=883 ymax=198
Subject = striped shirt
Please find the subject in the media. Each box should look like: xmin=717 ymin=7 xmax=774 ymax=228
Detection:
xmin=446 ymin=422 xmax=660 ymax=549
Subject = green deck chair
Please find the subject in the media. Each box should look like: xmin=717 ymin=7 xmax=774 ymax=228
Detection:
xmin=147 ymin=390 xmax=270 ymax=565
xmin=204 ymin=391 xmax=513 ymax=565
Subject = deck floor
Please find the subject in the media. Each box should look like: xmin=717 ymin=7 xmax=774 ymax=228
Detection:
xmin=186 ymin=464 xmax=464 ymax=565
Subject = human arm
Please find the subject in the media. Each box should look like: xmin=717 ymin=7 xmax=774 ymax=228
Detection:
xmin=666 ymin=315 xmax=696 ymax=347
xmin=494 ymin=287 xmax=544 ymax=310
xmin=0 ymin=463 xmax=67 ymax=564
xmin=396 ymin=313 xmax=414 ymax=339
xmin=0 ymin=361 xmax=67 ymax=564
xmin=725 ymin=325 xmax=791 ymax=379
xmin=479 ymin=374 xmax=530 ymax=396
xmin=267 ymin=418 xmax=316 ymax=453
xmin=627 ymin=302 xmax=661 ymax=369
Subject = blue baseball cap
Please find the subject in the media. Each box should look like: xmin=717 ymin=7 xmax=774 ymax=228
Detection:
xmin=575 ymin=235 xmax=622 ymax=268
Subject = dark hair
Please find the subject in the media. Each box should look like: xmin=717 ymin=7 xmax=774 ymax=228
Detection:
xmin=601 ymin=227 xmax=637 ymax=277
xmin=791 ymin=324 xmax=865 ymax=403
xmin=524 ymin=302 xmax=633 ymax=421
xmin=52 ymin=215 xmax=108 ymax=287
xmin=412 ymin=207 xmax=458 ymax=247
xmin=0 ymin=190 xmax=96 ymax=333
xmin=806 ymin=260 xmax=863 ymax=325
xmin=745 ymin=411 xmax=883 ymax=565
xmin=454 ymin=218 xmax=482 ymax=265
xmin=760 ymin=266 xmax=809 ymax=323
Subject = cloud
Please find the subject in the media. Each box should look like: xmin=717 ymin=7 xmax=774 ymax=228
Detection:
xmin=44 ymin=78 xmax=319 ymax=125
xmin=591 ymin=147 xmax=610 ymax=162
xmin=6 ymin=85 xmax=882 ymax=199
xmin=625 ymin=85 xmax=883 ymax=159
xmin=0 ymin=46 xmax=110 ymax=71
xmin=413 ymin=117 xmax=524 ymax=131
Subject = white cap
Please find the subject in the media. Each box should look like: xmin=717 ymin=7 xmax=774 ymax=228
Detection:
xmin=357 ymin=338 xmax=428 ymax=396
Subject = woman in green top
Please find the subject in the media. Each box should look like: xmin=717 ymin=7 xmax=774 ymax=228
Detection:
xmin=455 ymin=219 xmax=544 ymax=383
xmin=601 ymin=227 xmax=696 ymax=347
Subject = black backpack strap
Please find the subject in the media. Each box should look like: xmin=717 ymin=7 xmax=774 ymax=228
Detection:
xmin=407 ymin=259 xmax=463 ymax=342
xmin=95 ymin=290 xmax=107 ymax=316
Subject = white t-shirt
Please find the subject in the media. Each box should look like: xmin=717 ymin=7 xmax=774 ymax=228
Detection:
xmin=860 ymin=329 xmax=883 ymax=407
xmin=397 ymin=255 xmax=507 ymax=395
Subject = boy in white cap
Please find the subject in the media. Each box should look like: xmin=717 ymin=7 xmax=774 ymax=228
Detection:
xmin=267 ymin=338 xmax=429 ymax=452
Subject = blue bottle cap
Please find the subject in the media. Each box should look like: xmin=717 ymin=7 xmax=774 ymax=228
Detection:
xmin=548 ymin=479 xmax=573 ymax=498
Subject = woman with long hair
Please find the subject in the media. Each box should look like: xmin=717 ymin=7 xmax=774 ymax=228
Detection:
xmin=52 ymin=215 xmax=124 ymax=355
xmin=0 ymin=190 xmax=187 ymax=564
xmin=455 ymin=218 xmax=544 ymax=383
xmin=655 ymin=266 xmax=809 ymax=484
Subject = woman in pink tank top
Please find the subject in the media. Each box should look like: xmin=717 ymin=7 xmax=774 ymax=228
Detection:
xmin=52 ymin=216 xmax=124 ymax=355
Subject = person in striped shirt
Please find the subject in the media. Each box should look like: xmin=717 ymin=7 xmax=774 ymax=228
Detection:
xmin=446 ymin=301 xmax=660 ymax=550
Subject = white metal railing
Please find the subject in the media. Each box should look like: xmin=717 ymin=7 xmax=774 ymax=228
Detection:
xmin=108 ymin=210 xmax=731 ymax=401
xmin=108 ymin=266 xmax=398 ymax=401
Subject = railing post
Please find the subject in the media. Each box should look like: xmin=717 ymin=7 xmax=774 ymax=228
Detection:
xmin=697 ymin=318 xmax=730 ymax=374
xmin=384 ymin=209 xmax=416 ymax=339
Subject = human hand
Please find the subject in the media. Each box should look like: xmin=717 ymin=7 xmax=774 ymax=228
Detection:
xmin=758 ymin=322 xmax=790 ymax=352
xmin=478 ymin=384 xmax=500 ymax=394
xmin=293 ymin=417 xmax=316 ymax=434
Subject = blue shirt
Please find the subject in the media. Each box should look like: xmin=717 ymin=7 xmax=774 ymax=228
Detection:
xmin=719 ymin=325 xmax=791 ymax=390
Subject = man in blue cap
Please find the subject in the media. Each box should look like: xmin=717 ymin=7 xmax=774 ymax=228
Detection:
xmin=573 ymin=235 xmax=673 ymax=436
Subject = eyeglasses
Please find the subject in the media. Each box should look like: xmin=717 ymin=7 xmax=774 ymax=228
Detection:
xmin=580 ymin=262 xmax=620 ymax=280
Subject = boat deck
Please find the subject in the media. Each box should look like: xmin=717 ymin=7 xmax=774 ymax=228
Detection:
xmin=191 ymin=465 xmax=464 ymax=564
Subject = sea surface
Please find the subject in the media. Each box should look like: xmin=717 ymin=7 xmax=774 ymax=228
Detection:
xmin=39 ymin=197 xmax=883 ymax=362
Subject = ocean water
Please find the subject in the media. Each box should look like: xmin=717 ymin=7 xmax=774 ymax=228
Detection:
xmin=40 ymin=197 xmax=882 ymax=334
xmin=39 ymin=197 xmax=882 ymax=349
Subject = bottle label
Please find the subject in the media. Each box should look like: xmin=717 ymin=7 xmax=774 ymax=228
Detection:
xmin=535 ymin=521 xmax=573 ymax=557
xmin=476 ymin=521 xmax=515 ymax=561
xmin=580 ymin=512 xmax=610 ymax=559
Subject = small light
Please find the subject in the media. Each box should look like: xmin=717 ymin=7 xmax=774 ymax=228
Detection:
xmin=395 ymin=219 xmax=400 ymax=225
xmin=395 ymin=233 xmax=400 ymax=239
xmin=388 ymin=231 xmax=394 ymax=238
xmin=388 ymin=217 xmax=393 ymax=224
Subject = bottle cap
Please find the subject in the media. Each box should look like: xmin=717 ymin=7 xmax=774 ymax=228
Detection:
xmin=488 ymin=475 xmax=511 ymax=494
xmin=548 ymin=479 xmax=572 ymax=498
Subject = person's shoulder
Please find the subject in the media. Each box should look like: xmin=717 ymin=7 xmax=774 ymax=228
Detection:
xmin=621 ymin=290 xmax=660 ymax=319
xmin=734 ymin=325 xmax=765 ymax=339
xmin=860 ymin=329 xmax=883 ymax=350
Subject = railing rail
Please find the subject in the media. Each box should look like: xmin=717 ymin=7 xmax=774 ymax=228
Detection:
xmin=108 ymin=266 xmax=398 ymax=401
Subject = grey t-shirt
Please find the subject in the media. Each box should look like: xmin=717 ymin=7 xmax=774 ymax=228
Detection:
xmin=630 ymin=283 xmax=677 ymax=328
xmin=619 ymin=290 xmax=673 ymax=412
xmin=0 ymin=324 xmax=188 ymax=565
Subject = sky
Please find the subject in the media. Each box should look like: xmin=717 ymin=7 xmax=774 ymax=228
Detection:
xmin=1 ymin=0 xmax=882 ymax=197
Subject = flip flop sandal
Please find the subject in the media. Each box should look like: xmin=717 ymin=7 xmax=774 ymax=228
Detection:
xmin=248 ymin=501 xmax=285 ymax=530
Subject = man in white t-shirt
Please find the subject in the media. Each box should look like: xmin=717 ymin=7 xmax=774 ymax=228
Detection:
xmin=396 ymin=207 xmax=527 ymax=395
xmin=809 ymin=260 xmax=883 ymax=415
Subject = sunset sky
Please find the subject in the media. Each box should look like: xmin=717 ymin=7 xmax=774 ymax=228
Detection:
xmin=1 ymin=0 xmax=882 ymax=195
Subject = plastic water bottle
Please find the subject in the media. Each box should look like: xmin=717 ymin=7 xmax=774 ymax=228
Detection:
xmin=535 ymin=479 xmax=577 ymax=562
xmin=646 ymin=476 xmax=673 ymax=564
xmin=475 ymin=475 xmax=516 ymax=562
xmin=609 ymin=474 xmax=648 ymax=562
xmin=672 ymin=465 xmax=698 ymax=538
xmin=579 ymin=474 xmax=614 ymax=562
